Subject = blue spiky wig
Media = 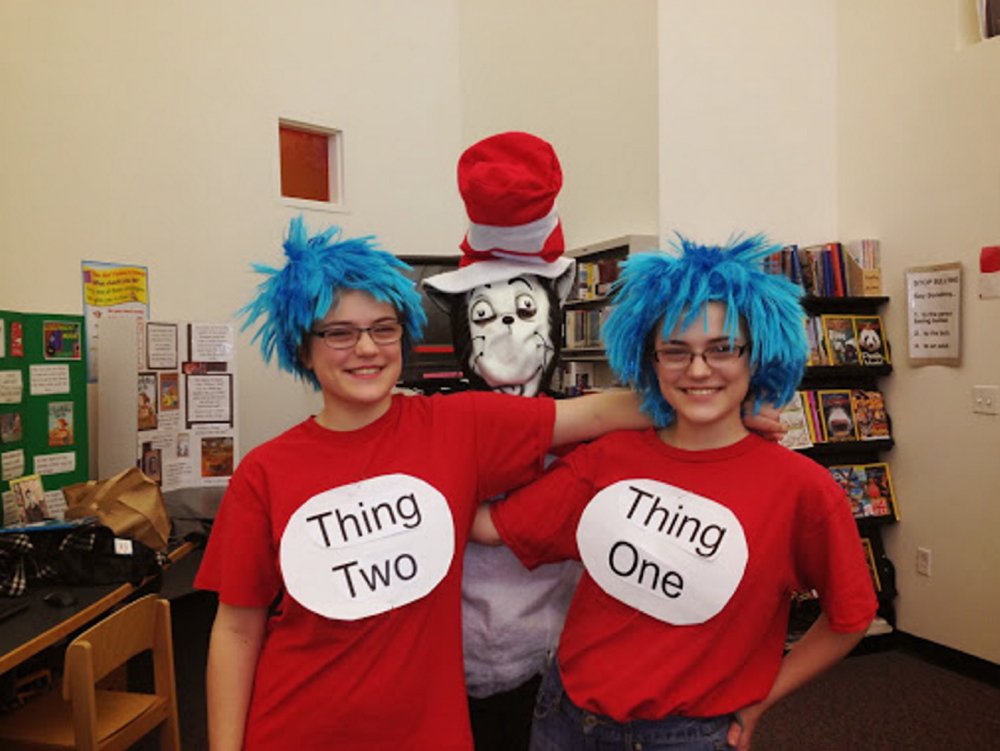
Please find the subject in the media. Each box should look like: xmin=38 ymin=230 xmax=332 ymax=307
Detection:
xmin=238 ymin=217 xmax=427 ymax=390
xmin=603 ymin=235 xmax=807 ymax=427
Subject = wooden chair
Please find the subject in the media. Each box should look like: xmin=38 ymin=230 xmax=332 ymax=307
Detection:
xmin=0 ymin=594 xmax=181 ymax=750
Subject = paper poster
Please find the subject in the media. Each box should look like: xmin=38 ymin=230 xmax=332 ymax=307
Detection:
xmin=82 ymin=261 xmax=150 ymax=383
xmin=906 ymin=263 xmax=961 ymax=365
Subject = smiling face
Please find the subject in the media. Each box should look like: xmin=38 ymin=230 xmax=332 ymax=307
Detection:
xmin=301 ymin=289 xmax=403 ymax=430
xmin=464 ymin=274 xmax=555 ymax=396
xmin=653 ymin=301 xmax=752 ymax=449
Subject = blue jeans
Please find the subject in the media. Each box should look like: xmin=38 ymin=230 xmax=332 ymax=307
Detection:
xmin=530 ymin=660 xmax=734 ymax=751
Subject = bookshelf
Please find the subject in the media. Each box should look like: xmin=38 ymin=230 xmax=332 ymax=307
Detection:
xmin=559 ymin=234 xmax=657 ymax=394
xmin=786 ymin=291 xmax=898 ymax=643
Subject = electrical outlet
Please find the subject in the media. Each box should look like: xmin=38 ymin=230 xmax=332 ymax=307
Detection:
xmin=916 ymin=547 xmax=932 ymax=577
xmin=973 ymin=385 xmax=999 ymax=415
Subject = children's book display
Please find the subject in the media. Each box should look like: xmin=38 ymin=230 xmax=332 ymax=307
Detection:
xmin=765 ymin=239 xmax=882 ymax=298
xmin=790 ymin=388 xmax=891 ymax=446
xmin=783 ymin=242 xmax=898 ymax=635
xmin=827 ymin=462 xmax=899 ymax=522
xmin=0 ymin=310 xmax=89 ymax=527
xmin=97 ymin=317 xmax=238 ymax=493
xmin=804 ymin=314 xmax=890 ymax=367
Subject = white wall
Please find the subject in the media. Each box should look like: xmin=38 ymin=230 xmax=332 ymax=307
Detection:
xmin=457 ymin=0 xmax=660 ymax=249
xmin=658 ymin=1 xmax=838 ymax=246
xmin=0 ymin=1 xmax=466 ymax=455
xmin=837 ymin=0 xmax=1000 ymax=664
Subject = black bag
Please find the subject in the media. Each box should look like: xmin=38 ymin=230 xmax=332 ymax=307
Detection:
xmin=55 ymin=524 xmax=165 ymax=586
xmin=0 ymin=524 xmax=165 ymax=597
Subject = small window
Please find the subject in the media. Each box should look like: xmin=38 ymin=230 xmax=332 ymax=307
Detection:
xmin=279 ymin=121 xmax=342 ymax=204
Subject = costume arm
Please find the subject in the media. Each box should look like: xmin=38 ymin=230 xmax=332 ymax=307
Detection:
xmin=726 ymin=613 xmax=869 ymax=751
xmin=548 ymin=390 xmax=784 ymax=448
xmin=742 ymin=401 xmax=784 ymax=441
xmin=206 ymin=603 xmax=268 ymax=751
xmin=550 ymin=389 xmax=650 ymax=446
xmin=470 ymin=503 xmax=502 ymax=546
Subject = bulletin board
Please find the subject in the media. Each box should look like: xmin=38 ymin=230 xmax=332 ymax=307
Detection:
xmin=0 ymin=310 xmax=89 ymax=525
xmin=98 ymin=317 xmax=237 ymax=493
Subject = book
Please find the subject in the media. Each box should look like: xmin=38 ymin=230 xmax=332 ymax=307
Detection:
xmin=804 ymin=390 xmax=823 ymax=443
xmin=825 ymin=242 xmax=844 ymax=297
xmin=0 ymin=411 xmax=22 ymax=443
xmin=777 ymin=391 xmax=814 ymax=450
xmin=860 ymin=537 xmax=882 ymax=592
xmin=829 ymin=465 xmax=868 ymax=517
xmin=47 ymin=401 xmax=75 ymax=447
xmin=854 ymin=315 xmax=890 ymax=366
xmin=821 ymin=315 xmax=860 ymax=365
xmin=851 ymin=389 xmax=891 ymax=440
xmin=817 ymin=389 xmax=858 ymax=442
xmin=859 ymin=462 xmax=898 ymax=520
xmin=796 ymin=246 xmax=818 ymax=296
xmin=828 ymin=463 xmax=898 ymax=521
xmin=8 ymin=474 xmax=48 ymax=525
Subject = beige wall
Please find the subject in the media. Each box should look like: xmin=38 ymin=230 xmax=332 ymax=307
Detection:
xmin=657 ymin=1 xmax=838 ymax=245
xmin=837 ymin=0 xmax=1000 ymax=663
xmin=457 ymin=0 xmax=660 ymax=249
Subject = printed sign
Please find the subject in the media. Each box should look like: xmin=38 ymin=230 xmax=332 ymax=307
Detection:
xmin=577 ymin=479 xmax=748 ymax=625
xmin=280 ymin=474 xmax=455 ymax=621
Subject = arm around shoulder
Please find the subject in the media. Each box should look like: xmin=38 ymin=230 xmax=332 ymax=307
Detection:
xmin=470 ymin=503 xmax=503 ymax=546
xmin=551 ymin=389 xmax=651 ymax=447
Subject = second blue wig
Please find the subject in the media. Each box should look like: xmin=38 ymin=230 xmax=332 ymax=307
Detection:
xmin=603 ymin=235 xmax=807 ymax=427
xmin=238 ymin=217 xmax=427 ymax=390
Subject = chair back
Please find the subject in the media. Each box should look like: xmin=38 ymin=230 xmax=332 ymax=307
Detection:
xmin=63 ymin=593 xmax=180 ymax=751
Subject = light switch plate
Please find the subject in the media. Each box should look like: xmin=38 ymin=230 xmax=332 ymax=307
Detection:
xmin=973 ymin=385 xmax=999 ymax=415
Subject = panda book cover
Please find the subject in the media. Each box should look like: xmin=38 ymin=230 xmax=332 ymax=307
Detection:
xmin=854 ymin=315 xmax=890 ymax=366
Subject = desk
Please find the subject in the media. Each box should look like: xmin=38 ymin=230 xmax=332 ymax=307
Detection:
xmin=0 ymin=541 xmax=195 ymax=677
xmin=0 ymin=485 xmax=221 ymax=679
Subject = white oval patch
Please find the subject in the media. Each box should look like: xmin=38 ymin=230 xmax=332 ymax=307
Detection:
xmin=577 ymin=479 xmax=747 ymax=625
xmin=280 ymin=474 xmax=455 ymax=621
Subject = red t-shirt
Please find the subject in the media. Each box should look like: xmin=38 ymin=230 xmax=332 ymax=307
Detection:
xmin=492 ymin=430 xmax=877 ymax=721
xmin=196 ymin=391 xmax=554 ymax=750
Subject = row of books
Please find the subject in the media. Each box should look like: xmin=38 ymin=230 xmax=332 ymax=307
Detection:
xmin=764 ymin=240 xmax=882 ymax=297
xmin=829 ymin=462 xmax=899 ymax=522
xmin=806 ymin=314 xmax=891 ymax=367
xmin=564 ymin=308 xmax=610 ymax=349
xmin=570 ymin=258 xmax=620 ymax=301
xmin=778 ymin=388 xmax=890 ymax=450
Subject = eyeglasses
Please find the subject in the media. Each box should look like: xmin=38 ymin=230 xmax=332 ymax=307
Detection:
xmin=310 ymin=321 xmax=404 ymax=350
xmin=653 ymin=343 xmax=749 ymax=370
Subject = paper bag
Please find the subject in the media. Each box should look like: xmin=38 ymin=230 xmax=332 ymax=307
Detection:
xmin=63 ymin=467 xmax=171 ymax=552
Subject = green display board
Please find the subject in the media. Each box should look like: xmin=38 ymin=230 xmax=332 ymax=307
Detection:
xmin=0 ymin=310 xmax=89 ymax=526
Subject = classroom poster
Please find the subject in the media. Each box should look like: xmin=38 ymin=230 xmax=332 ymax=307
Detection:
xmin=81 ymin=261 xmax=150 ymax=383
xmin=99 ymin=318 xmax=238 ymax=493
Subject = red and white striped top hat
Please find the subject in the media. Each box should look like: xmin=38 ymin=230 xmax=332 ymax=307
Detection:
xmin=424 ymin=132 xmax=575 ymax=301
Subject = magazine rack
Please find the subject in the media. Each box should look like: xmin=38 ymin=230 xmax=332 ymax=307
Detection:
xmin=793 ymin=293 xmax=898 ymax=642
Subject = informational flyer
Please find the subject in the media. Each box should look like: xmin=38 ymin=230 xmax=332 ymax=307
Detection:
xmin=82 ymin=261 xmax=150 ymax=383
xmin=906 ymin=262 xmax=962 ymax=366
xmin=132 ymin=321 xmax=238 ymax=491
